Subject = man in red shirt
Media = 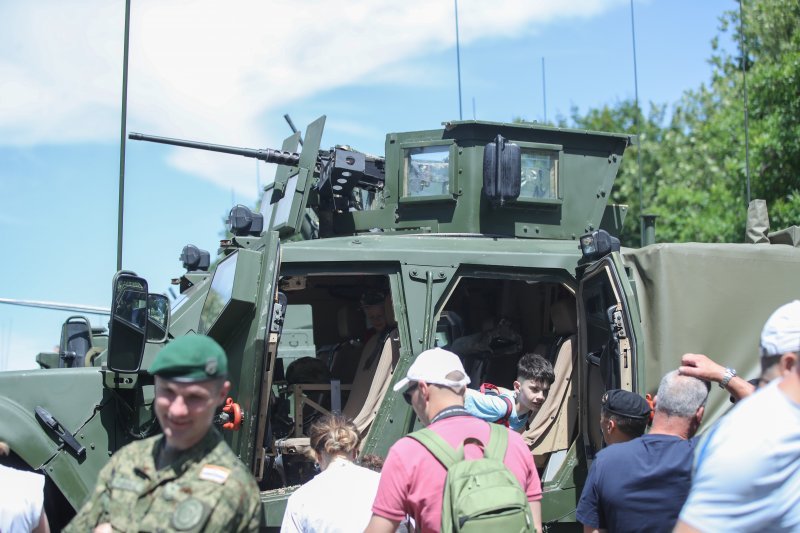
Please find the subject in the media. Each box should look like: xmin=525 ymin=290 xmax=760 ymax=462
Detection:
xmin=365 ymin=347 xmax=543 ymax=533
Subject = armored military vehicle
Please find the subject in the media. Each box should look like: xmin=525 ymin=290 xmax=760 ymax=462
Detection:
xmin=2 ymin=116 xmax=798 ymax=531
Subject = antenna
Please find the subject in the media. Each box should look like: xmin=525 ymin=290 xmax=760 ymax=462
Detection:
xmin=630 ymin=0 xmax=645 ymax=244
xmin=454 ymin=0 xmax=463 ymax=120
xmin=541 ymin=57 xmax=547 ymax=124
xmin=116 ymin=0 xmax=132 ymax=271
xmin=472 ymin=97 xmax=476 ymax=120
xmin=739 ymin=0 xmax=751 ymax=204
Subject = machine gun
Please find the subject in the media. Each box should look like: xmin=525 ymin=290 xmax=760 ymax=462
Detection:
xmin=128 ymin=131 xmax=386 ymax=213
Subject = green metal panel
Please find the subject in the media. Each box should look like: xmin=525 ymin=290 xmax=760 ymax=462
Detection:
xmin=271 ymin=116 xmax=325 ymax=239
xmin=0 ymin=368 xmax=121 ymax=508
xmin=261 ymin=132 xmax=302 ymax=229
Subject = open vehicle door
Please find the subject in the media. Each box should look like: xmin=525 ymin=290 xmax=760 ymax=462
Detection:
xmin=578 ymin=251 xmax=642 ymax=458
xmin=193 ymin=230 xmax=283 ymax=478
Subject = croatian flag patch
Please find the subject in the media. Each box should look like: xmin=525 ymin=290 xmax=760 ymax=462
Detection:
xmin=199 ymin=465 xmax=231 ymax=484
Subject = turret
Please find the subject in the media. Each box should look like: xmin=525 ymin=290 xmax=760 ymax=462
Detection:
xmin=131 ymin=116 xmax=632 ymax=242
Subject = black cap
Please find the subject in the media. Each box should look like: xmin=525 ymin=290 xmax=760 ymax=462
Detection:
xmin=601 ymin=389 xmax=651 ymax=420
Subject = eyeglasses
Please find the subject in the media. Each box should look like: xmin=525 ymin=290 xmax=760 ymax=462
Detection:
xmin=402 ymin=382 xmax=419 ymax=405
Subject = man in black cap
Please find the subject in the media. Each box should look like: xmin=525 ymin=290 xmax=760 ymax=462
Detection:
xmin=576 ymin=372 xmax=709 ymax=533
xmin=65 ymin=334 xmax=260 ymax=533
xmin=599 ymin=389 xmax=652 ymax=445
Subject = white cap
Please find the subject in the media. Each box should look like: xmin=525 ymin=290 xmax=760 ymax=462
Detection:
xmin=393 ymin=347 xmax=471 ymax=393
xmin=760 ymin=300 xmax=800 ymax=357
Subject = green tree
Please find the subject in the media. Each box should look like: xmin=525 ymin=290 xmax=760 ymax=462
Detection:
xmin=566 ymin=0 xmax=800 ymax=244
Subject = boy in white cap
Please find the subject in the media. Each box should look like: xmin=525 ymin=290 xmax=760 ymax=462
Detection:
xmin=676 ymin=300 xmax=800 ymax=532
xmin=365 ymin=347 xmax=542 ymax=533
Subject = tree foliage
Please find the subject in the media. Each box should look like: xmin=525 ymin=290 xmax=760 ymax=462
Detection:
xmin=566 ymin=0 xmax=800 ymax=246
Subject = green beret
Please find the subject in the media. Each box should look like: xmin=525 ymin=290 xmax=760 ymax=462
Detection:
xmin=150 ymin=334 xmax=227 ymax=382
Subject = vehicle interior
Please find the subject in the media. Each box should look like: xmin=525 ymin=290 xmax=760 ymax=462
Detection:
xmin=263 ymin=272 xmax=400 ymax=488
xmin=261 ymin=270 xmax=601 ymax=488
xmin=436 ymin=275 xmax=579 ymax=478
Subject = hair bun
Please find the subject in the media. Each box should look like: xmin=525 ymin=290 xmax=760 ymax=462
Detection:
xmin=309 ymin=415 xmax=360 ymax=458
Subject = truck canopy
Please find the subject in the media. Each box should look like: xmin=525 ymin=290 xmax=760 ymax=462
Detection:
xmin=621 ymin=242 xmax=800 ymax=427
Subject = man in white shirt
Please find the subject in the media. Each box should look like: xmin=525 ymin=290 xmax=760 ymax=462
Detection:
xmin=0 ymin=442 xmax=50 ymax=533
xmin=675 ymin=300 xmax=800 ymax=532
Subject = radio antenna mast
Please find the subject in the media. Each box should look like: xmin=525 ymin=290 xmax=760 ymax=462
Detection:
xmin=630 ymin=0 xmax=645 ymax=243
xmin=454 ymin=0 xmax=463 ymax=120
xmin=739 ymin=0 xmax=752 ymax=204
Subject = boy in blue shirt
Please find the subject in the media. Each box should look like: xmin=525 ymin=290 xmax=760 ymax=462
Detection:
xmin=464 ymin=353 xmax=555 ymax=432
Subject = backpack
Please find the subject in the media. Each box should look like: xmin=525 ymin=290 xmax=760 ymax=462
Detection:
xmin=479 ymin=382 xmax=514 ymax=427
xmin=408 ymin=422 xmax=535 ymax=533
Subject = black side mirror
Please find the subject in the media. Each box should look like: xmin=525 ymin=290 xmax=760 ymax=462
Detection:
xmin=483 ymin=134 xmax=521 ymax=206
xmin=146 ymin=294 xmax=170 ymax=343
xmin=59 ymin=316 xmax=92 ymax=368
xmin=107 ymin=271 xmax=148 ymax=373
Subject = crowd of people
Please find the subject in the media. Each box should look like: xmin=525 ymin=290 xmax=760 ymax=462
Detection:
xmin=1 ymin=299 xmax=799 ymax=532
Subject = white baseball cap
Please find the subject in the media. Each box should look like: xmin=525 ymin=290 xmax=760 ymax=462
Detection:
xmin=393 ymin=347 xmax=471 ymax=393
xmin=760 ymin=300 xmax=800 ymax=357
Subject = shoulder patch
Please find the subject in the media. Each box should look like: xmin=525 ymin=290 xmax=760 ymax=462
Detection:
xmin=199 ymin=464 xmax=231 ymax=484
xmin=172 ymin=498 xmax=207 ymax=530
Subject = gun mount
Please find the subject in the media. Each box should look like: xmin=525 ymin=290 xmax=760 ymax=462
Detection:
xmin=129 ymin=129 xmax=387 ymax=221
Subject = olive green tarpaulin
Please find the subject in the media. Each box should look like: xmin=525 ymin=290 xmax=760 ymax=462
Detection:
xmin=620 ymin=242 xmax=800 ymax=428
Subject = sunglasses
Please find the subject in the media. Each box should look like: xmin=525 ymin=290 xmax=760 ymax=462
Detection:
xmin=402 ymin=382 xmax=419 ymax=405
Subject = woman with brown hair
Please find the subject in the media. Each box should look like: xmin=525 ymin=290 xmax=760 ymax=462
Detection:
xmin=280 ymin=415 xmax=380 ymax=533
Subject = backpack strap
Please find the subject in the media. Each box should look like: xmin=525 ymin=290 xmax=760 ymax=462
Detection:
xmin=484 ymin=422 xmax=509 ymax=461
xmin=480 ymin=382 xmax=514 ymax=427
xmin=408 ymin=428 xmax=462 ymax=470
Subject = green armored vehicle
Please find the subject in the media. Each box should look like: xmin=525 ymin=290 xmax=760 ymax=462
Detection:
xmin=1 ymin=116 xmax=798 ymax=531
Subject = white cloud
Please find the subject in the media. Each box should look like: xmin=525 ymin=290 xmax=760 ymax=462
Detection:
xmin=0 ymin=0 xmax=626 ymax=199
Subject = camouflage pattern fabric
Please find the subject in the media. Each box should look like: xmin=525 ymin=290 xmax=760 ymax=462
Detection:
xmin=64 ymin=429 xmax=260 ymax=532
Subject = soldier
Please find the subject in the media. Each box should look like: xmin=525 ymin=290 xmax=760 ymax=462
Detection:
xmin=64 ymin=334 xmax=260 ymax=533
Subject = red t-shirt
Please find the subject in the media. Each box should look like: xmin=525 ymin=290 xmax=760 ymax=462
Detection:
xmin=372 ymin=414 xmax=542 ymax=532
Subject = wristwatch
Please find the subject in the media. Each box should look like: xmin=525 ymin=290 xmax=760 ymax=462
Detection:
xmin=720 ymin=367 xmax=737 ymax=389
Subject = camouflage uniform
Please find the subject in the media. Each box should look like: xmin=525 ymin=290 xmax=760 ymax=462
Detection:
xmin=64 ymin=428 xmax=260 ymax=532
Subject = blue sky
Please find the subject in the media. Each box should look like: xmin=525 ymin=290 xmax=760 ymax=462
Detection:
xmin=0 ymin=0 xmax=736 ymax=370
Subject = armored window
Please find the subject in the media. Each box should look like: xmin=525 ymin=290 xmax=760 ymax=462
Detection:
xmin=199 ymin=252 xmax=238 ymax=333
xmin=259 ymin=183 xmax=278 ymax=229
xmin=403 ymin=145 xmax=451 ymax=198
xmin=519 ymin=148 xmax=559 ymax=200
xmin=272 ymin=173 xmax=299 ymax=229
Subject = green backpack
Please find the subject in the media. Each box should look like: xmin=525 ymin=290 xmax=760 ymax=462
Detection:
xmin=408 ymin=422 xmax=536 ymax=533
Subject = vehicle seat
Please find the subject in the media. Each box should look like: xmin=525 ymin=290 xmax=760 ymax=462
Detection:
xmin=523 ymin=299 xmax=578 ymax=465
xmin=343 ymin=327 xmax=400 ymax=435
xmin=453 ymin=318 xmax=522 ymax=388
xmin=275 ymin=302 xmax=400 ymax=456
xmin=534 ymin=299 xmax=577 ymax=363
xmin=329 ymin=306 xmax=365 ymax=384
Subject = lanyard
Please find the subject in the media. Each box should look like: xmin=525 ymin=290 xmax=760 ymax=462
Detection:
xmin=430 ymin=405 xmax=471 ymax=425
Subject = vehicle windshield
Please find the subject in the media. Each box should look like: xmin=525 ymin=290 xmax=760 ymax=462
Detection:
xmin=272 ymin=174 xmax=299 ymax=228
xmin=259 ymin=186 xmax=276 ymax=227
xmin=199 ymin=252 xmax=238 ymax=333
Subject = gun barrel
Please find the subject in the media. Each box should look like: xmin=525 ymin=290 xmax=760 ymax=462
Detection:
xmin=128 ymin=132 xmax=300 ymax=166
